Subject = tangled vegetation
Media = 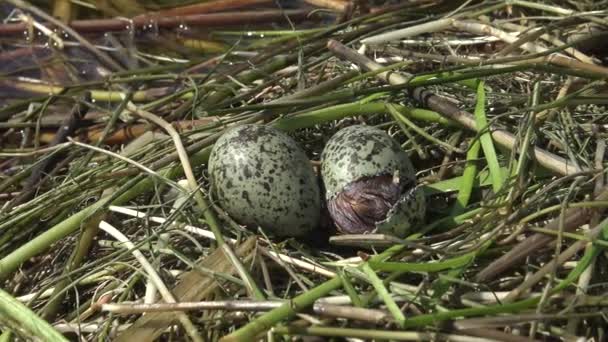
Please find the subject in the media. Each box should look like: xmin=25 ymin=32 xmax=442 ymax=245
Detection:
xmin=1 ymin=0 xmax=608 ymax=341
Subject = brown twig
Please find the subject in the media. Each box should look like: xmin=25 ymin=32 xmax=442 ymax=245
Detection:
xmin=103 ymin=300 xmax=391 ymax=325
xmin=103 ymin=300 xmax=282 ymax=314
xmin=36 ymin=118 xmax=221 ymax=145
xmin=138 ymin=0 xmax=274 ymax=17
xmin=0 ymin=9 xmax=315 ymax=36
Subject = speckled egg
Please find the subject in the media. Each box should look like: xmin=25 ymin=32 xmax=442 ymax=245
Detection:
xmin=208 ymin=124 xmax=321 ymax=237
xmin=320 ymin=125 xmax=425 ymax=237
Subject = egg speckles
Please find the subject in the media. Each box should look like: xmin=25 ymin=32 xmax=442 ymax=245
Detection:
xmin=321 ymin=125 xmax=425 ymax=237
xmin=208 ymin=124 xmax=321 ymax=237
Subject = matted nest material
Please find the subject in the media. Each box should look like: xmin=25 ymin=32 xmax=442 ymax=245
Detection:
xmin=0 ymin=0 xmax=608 ymax=341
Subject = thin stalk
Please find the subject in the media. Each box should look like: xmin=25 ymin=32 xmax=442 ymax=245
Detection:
xmin=387 ymin=104 xmax=464 ymax=154
xmin=361 ymin=263 xmax=406 ymax=327
xmin=503 ymin=217 xmax=608 ymax=303
xmin=386 ymin=104 xmax=426 ymax=158
xmin=272 ymin=325 xmax=491 ymax=341
xmin=40 ymin=210 xmax=104 ymax=321
xmin=520 ymin=200 xmax=608 ymax=225
xmin=362 ymin=18 xmax=455 ymax=44
xmin=505 ymin=81 xmax=539 ymax=209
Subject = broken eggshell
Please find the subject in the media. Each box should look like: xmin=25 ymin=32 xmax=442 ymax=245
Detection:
xmin=320 ymin=125 xmax=425 ymax=237
xmin=208 ymin=124 xmax=321 ymax=238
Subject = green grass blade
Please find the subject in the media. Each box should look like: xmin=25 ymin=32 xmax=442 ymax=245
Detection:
xmin=450 ymin=139 xmax=481 ymax=216
xmin=474 ymin=81 xmax=503 ymax=193
xmin=423 ymin=167 xmax=509 ymax=195
xmin=273 ymin=102 xmax=452 ymax=131
xmin=369 ymin=252 xmax=474 ymax=273
xmin=0 ymin=288 xmax=68 ymax=341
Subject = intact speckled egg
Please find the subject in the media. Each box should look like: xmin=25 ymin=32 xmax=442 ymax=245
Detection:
xmin=208 ymin=124 xmax=321 ymax=237
xmin=320 ymin=125 xmax=425 ymax=237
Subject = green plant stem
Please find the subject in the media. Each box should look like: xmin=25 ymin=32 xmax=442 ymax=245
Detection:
xmin=361 ymin=263 xmax=406 ymax=327
xmin=219 ymin=277 xmax=343 ymax=342
xmin=274 ymin=102 xmax=452 ymax=131
xmin=0 ymin=287 xmax=68 ymax=341
xmin=369 ymin=252 xmax=475 ymax=273
xmin=338 ymin=271 xmax=363 ymax=308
